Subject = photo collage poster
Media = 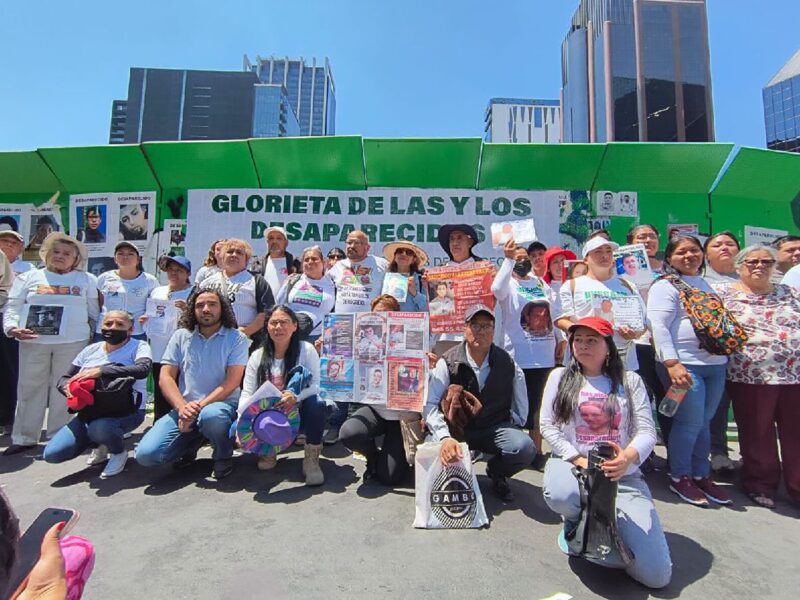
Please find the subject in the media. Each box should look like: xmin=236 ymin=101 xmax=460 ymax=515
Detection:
xmin=0 ymin=199 xmax=65 ymax=266
xmin=320 ymin=311 xmax=429 ymax=412
xmin=425 ymin=261 xmax=496 ymax=334
xmin=69 ymin=192 xmax=157 ymax=276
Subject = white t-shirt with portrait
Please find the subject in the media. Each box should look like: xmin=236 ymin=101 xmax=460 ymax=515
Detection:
xmin=96 ymin=271 xmax=159 ymax=335
xmin=328 ymin=255 xmax=388 ymax=313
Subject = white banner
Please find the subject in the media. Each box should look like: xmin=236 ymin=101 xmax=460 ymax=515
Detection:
xmin=185 ymin=188 xmax=574 ymax=272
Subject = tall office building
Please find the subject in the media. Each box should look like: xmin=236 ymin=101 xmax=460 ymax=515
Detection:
xmin=763 ymin=49 xmax=800 ymax=153
xmin=484 ymin=98 xmax=561 ymax=143
xmin=245 ymin=56 xmax=336 ymax=136
xmin=561 ymin=0 xmax=714 ymax=143
xmin=109 ymin=100 xmax=128 ymax=144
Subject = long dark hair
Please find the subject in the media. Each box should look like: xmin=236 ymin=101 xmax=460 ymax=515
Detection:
xmin=179 ymin=288 xmax=238 ymax=331
xmin=662 ymin=234 xmax=705 ymax=277
xmin=551 ymin=331 xmax=635 ymax=437
xmin=256 ymin=305 xmax=301 ymax=388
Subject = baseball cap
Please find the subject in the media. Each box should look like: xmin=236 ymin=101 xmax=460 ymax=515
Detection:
xmin=264 ymin=226 xmax=288 ymax=240
xmin=582 ymin=236 xmax=619 ymax=259
xmin=464 ymin=304 xmax=495 ymax=323
xmin=114 ymin=241 xmax=140 ymax=255
xmin=158 ymin=254 xmax=192 ymax=273
xmin=568 ymin=316 xmax=614 ymax=337
xmin=0 ymin=224 xmax=23 ymax=243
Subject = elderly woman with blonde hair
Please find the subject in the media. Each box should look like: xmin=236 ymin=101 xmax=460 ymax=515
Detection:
xmin=3 ymin=233 xmax=100 ymax=455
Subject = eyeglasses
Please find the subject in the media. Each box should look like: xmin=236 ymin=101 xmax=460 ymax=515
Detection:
xmin=634 ymin=233 xmax=658 ymax=240
xmin=743 ymin=259 xmax=776 ymax=268
xmin=268 ymin=319 xmax=294 ymax=328
xmin=468 ymin=323 xmax=494 ymax=333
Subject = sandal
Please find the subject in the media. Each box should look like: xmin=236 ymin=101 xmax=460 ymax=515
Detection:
xmin=747 ymin=492 xmax=775 ymax=509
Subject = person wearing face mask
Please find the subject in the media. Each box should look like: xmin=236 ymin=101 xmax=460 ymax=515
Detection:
xmin=42 ymin=310 xmax=152 ymax=478
xmin=492 ymin=239 xmax=563 ymax=468
xmin=704 ymin=232 xmax=741 ymax=286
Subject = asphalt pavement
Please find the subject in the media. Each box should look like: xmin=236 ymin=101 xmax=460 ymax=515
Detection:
xmin=2 ymin=423 xmax=799 ymax=600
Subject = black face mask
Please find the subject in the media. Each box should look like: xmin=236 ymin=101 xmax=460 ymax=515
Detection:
xmin=101 ymin=329 xmax=129 ymax=345
xmin=513 ymin=259 xmax=532 ymax=277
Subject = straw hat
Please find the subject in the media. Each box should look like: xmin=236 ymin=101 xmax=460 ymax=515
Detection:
xmin=383 ymin=240 xmax=429 ymax=268
xmin=39 ymin=232 xmax=88 ymax=271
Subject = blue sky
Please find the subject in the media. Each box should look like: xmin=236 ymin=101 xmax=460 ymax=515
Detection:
xmin=0 ymin=0 xmax=797 ymax=150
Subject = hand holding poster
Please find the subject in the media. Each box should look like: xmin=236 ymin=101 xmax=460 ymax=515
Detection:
xmin=591 ymin=295 xmax=645 ymax=331
xmin=613 ymin=244 xmax=653 ymax=290
xmin=23 ymin=304 xmax=64 ymax=336
xmin=382 ymin=272 xmax=409 ymax=303
xmin=490 ymin=218 xmax=536 ymax=247
xmin=426 ymin=261 xmax=496 ymax=334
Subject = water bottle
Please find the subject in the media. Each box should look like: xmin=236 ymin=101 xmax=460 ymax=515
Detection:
xmin=658 ymin=384 xmax=690 ymax=417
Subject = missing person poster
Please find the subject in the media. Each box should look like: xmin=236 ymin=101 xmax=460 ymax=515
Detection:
xmin=0 ymin=198 xmax=65 ymax=264
xmin=23 ymin=304 xmax=64 ymax=336
xmin=490 ymin=218 xmax=537 ymax=247
xmin=591 ymin=295 xmax=645 ymax=331
xmin=320 ymin=311 xmax=429 ymax=410
xmin=382 ymin=272 xmax=409 ymax=303
xmin=69 ymin=192 xmax=157 ymax=258
xmin=143 ymin=297 xmax=181 ymax=338
xmin=613 ymin=243 xmax=653 ymax=290
xmin=426 ymin=261 xmax=496 ymax=334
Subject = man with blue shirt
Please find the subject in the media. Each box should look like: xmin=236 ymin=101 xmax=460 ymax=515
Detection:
xmin=135 ymin=289 xmax=249 ymax=479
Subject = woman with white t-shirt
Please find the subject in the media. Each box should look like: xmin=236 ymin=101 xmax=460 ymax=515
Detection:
xmin=275 ymin=246 xmax=335 ymax=342
xmin=194 ymin=239 xmax=226 ymax=285
xmin=44 ymin=310 xmax=152 ymax=478
xmin=96 ymin=242 xmax=158 ymax=341
xmin=647 ymin=235 xmax=732 ymax=508
xmin=492 ymin=239 xmax=563 ymax=468
xmin=3 ymin=233 xmax=100 ymax=455
xmin=139 ymin=255 xmax=194 ymax=421
xmin=199 ymin=238 xmax=274 ymax=351
xmin=540 ymin=316 xmax=671 ymax=589
xmin=556 ymin=237 xmax=647 ymax=371
xmin=240 ymin=305 xmax=325 ymax=484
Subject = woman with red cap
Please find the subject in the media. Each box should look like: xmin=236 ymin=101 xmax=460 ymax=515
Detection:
xmin=540 ymin=316 xmax=671 ymax=589
xmin=543 ymin=247 xmax=577 ymax=297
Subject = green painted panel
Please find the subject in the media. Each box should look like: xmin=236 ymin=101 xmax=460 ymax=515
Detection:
xmin=142 ymin=141 xmax=259 ymax=189
xmin=711 ymin=196 xmax=800 ymax=241
xmin=250 ymin=136 xmax=365 ymax=190
xmin=593 ymin=143 xmax=734 ymax=193
xmin=712 ymin=147 xmax=800 ymax=202
xmin=364 ymin=138 xmax=481 ymax=189
xmin=37 ymin=145 xmax=159 ymax=193
xmin=478 ymin=144 xmax=606 ymax=190
xmin=0 ymin=151 xmax=63 ymax=195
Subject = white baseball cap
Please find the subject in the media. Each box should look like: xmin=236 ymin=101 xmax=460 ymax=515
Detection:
xmin=264 ymin=226 xmax=288 ymax=240
xmin=582 ymin=236 xmax=619 ymax=259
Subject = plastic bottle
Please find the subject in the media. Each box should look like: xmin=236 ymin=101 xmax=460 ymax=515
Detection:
xmin=658 ymin=384 xmax=690 ymax=417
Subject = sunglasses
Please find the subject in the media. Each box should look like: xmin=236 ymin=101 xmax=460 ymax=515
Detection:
xmin=743 ymin=259 xmax=776 ymax=268
xmin=395 ymin=248 xmax=416 ymax=257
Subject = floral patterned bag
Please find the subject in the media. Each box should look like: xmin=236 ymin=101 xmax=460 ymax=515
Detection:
xmin=662 ymin=274 xmax=748 ymax=355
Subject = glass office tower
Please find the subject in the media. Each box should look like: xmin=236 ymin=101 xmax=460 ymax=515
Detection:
xmin=763 ymin=49 xmax=800 ymax=153
xmin=245 ymin=56 xmax=336 ymax=136
xmin=561 ymin=0 xmax=714 ymax=143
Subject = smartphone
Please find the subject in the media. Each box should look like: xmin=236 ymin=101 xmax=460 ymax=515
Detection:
xmin=7 ymin=508 xmax=79 ymax=595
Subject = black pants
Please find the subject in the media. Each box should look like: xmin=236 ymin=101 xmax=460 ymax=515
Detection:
xmin=463 ymin=422 xmax=536 ymax=478
xmin=152 ymin=363 xmax=172 ymax=423
xmin=636 ymin=344 xmax=670 ymax=444
xmin=522 ymin=367 xmax=553 ymax=430
xmin=339 ymin=406 xmax=409 ymax=486
xmin=0 ymin=313 xmax=19 ymax=426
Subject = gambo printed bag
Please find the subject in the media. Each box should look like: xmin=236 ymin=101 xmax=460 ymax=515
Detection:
xmin=662 ymin=274 xmax=748 ymax=356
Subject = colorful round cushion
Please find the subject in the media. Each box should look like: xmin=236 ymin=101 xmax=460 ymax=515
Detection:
xmin=237 ymin=396 xmax=300 ymax=456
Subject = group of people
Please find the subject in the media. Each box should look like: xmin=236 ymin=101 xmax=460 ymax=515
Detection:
xmin=2 ymin=219 xmax=800 ymax=590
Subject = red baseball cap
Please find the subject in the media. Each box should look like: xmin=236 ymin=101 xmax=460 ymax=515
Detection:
xmin=568 ymin=316 xmax=614 ymax=337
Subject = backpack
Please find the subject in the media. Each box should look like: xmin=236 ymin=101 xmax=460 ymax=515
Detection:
xmin=660 ymin=274 xmax=748 ymax=356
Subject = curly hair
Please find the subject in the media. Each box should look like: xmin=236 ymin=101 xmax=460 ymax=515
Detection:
xmin=178 ymin=288 xmax=238 ymax=331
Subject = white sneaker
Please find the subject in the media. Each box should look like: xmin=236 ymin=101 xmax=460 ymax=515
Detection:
xmin=87 ymin=446 xmax=108 ymax=466
xmin=100 ymin=451 xmax=128 ymax=478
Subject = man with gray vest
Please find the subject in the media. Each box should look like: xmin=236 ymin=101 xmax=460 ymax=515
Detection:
xmin=424 ymin=304 xmax=535 ymax=501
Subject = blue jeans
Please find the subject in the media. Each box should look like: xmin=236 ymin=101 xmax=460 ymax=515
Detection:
xmin=135 ymin=402 xmax=237 ymax=466
xmin=44 ymin=411 xmax=144 ymax=462
xmin=543 ymin=458 xmax=672 ymax=589
xmin=667 ymin=363 xmax=727 ymax=478
xmin=299 ymin=395 xmax=327 ymax=445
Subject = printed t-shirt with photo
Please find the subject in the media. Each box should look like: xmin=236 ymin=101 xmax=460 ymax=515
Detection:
xmin=328 ymin=255 xmax=389 ymax=313
xmin=558 ymin=275 xmax=647 ymax=370
xmin=276 ymin=274 xmax=336 ymax=337
xmin=96 ymin=270 xmax=159 ymax=335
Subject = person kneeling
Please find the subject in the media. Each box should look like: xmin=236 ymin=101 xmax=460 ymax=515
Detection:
xmin=135 ymin=290 xmax=249 ymax=480
xmin=239 ymin=305 xmax=326 ymax=485
xmin=44 ymin=310 xmax=152 ymax=478
xmin=424 ymin=305 xmax=535 ymax=501
xmin=540 ymin=317 xmax=672 ymax=589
